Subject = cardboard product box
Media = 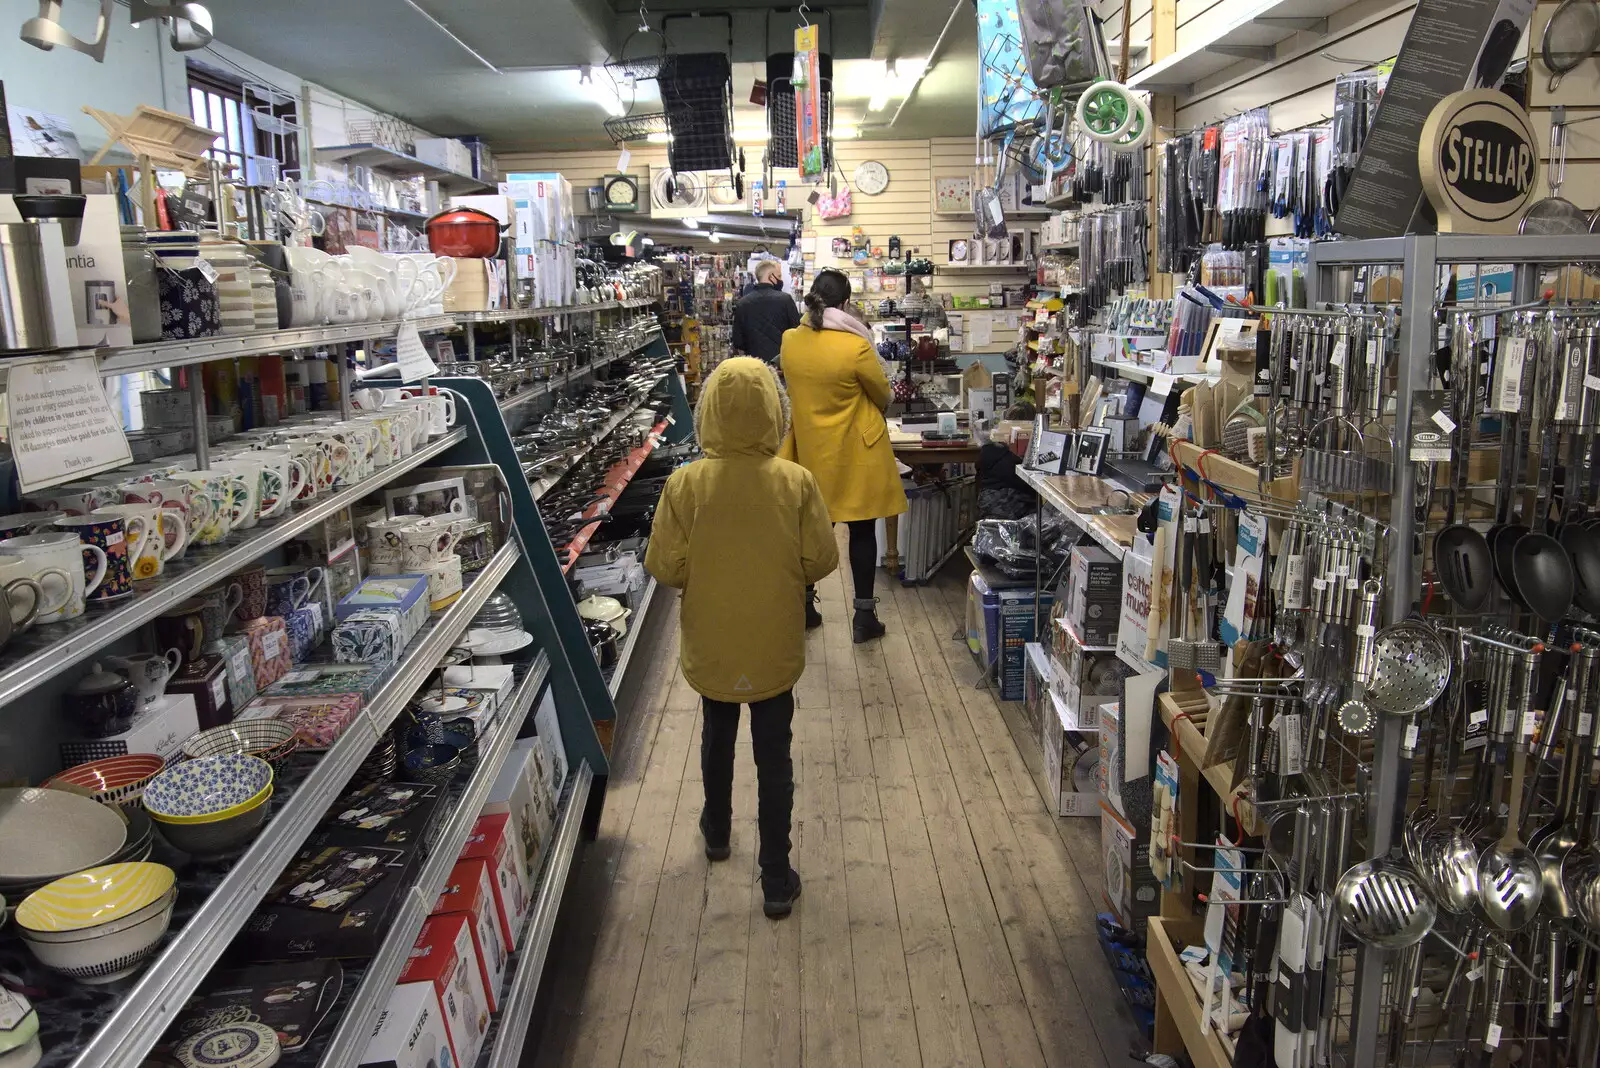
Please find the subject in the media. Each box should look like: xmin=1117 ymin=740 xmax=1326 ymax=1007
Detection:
xmin=532 ymin=690 xmax=568 ymax=786
xmin=1041 ymin=693 xmax=1099 ymax=818
xmin=240 ymin=693 xmax=364 ymax=750
xmin=333 ymin=609 xmax=406 ymax=671
xmin=165 ymin=654 xmax=234 ymax=730
xmin=1117 ymin=546 xmax=1156 ymax=672
xmin=204 ymin=633 xmax=258 ymax=710
xmin=399 ymin=913 xmax=492 ymax=1068
xmin=513 ymin=736 xmax=560 ymax=833
xmin=997 ymin=588 xmax=1053 ymax=701
xmin=60 ymin=693 xmax=198 ymax=766
xmin=358 ymin=982 xmax=452 ymax=1068
xmin=1066 ymin=544 xmax=1123 ymax=646
xmin=318 ymin=780 xmax=449 ymax=849
xmin=417 ymin=137 xmax=474 ymax=176
xmin=442 ymin=663 xmax=517 ymax=722
xmin=432 ymin=857 xmax=509 ymax=1011
xmin=167 ymin=960 xmax=343 ymax=1058
xmin=266 ymin=663 xmax=385 ymax=699
xmin=1023 ymin=642 xmax=1052 ymax=744
xmin=1098 ymin=700 xmax=1154 ymax=830
xmin=243 ymin=843 xmax=422 ymax=960
xmin=459 ymin=813 xmax=531 ymax=949
xmin=481 ymin=747 xmax=547 ymax=886
xmin=336 ymin=575 xmax=429 ymax=639
xmin=441 ymin=257 xmax=505 ymax=312
xmin=1101 ymin=800 xmax=1161 ymax=932
xmin=967 ymin=570 xmax=998 ymax=659
xmin=240 ymin=616 xmax=292 ymax=693
xmin=1049 ymin=631 xmax=1130 ymax=732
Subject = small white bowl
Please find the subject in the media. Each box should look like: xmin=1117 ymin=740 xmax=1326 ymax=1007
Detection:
xmin=19 ymin=896 xmax=173 ymax=983
xmin=20 ymin=888 xmax=176 ymax=944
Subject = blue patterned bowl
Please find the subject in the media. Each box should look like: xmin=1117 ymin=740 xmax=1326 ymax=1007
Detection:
xmin=142 ymin=754 xmax=273 ymax=825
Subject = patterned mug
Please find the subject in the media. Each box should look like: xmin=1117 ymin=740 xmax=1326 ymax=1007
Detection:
xmin=94 ymin=503 xmax=186 ymax=581
xmin=0 ymin=553 xmax=67 ymax=634
xmin=55 ymin=514 xmax=141 ymax=602
xmin=0 ymin=533 xmax=107 ymax=622
xmin=265 ymin=565 xmax=326 ymax=617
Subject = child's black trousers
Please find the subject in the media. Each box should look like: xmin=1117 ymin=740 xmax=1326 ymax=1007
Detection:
xmin=700 ymin=690 xmax=795 ymax=876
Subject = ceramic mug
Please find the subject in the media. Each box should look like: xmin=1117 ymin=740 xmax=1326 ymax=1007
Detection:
xmin=108 ymin=649 xmax=182 ymax=705
xmin=0 ymin=533 xmax=107 ymax=622
xmin=402 ymin=389 xmax=456 ymax=436
xmin=368 ymin=514 xmax=423 ymax=572
xmin=0 ymin=553 xmax=66 ymax=634
xmin=400 ymin=518 xmax=459 ymax=569
xmin=420 ymin=555 xmax=463 ymax=607
xmin=265 ymin=565 xmax=325 ymax=617
xmin=94 ymin=503 xmax=185 ymax=581
xmin=0 ymin=512 xmax=64 ymax=540
xmin=255 ymin=444 xmax=323 ymax=503
xmin=215 ymin=455 xmax=299 ymax=524
xmin=123 ymin=480 xmax=210 ymax=562
xmin=356 ymin=414 xmax=399 ymax=467
xmin=233 ymin=566 xmax=268 ymax=621
xmin=180 ymin=471 xmax=250 ymax=544
xmin=194 ymin=583 xmax=244 ymax=639
xmin=54 ymin=515 xmax=137 ymax=603
xmin=23 ymin=482 xmax=120 ymax=517
xmin=155 ymin=601 xmax=208 ymax=668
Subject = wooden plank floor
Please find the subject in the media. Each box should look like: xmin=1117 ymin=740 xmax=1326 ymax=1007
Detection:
xmin=530 ymin=539 xmax=1144 ymax=1068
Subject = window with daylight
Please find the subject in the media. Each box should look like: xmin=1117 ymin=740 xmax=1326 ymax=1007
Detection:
xmin=186 ymin=65 xmax=300 ymax=186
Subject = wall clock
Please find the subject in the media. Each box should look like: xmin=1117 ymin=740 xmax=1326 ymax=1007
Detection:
xmin=600 ymin=174 xmax=639 ymax=212
xmin=853 ymin=160 xmax=890 ymax=196
xmin=948 ymin=238 xmax=969 ymax=263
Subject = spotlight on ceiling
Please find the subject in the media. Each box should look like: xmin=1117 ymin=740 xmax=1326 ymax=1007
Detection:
xmin=19 ymin=0 xmax=111 ymax=62
xmin=129 ymin=0 xmax=214 ymax=52
xmin=709 ymin=231 xmax=722 ymax=243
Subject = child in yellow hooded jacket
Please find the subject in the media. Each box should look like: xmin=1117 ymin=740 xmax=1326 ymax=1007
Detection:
xmin=644 ymin=357 xmax=838 ymax=917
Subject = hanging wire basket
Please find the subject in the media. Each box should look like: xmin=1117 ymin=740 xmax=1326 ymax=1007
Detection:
xmin=603 ymin=112 xmax=671 ymax=145
xmin=606 ymin=26 xmax=670 ymax=83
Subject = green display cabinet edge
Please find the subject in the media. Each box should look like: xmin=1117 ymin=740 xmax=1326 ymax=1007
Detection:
xmin=436 ymin=375 xmax=615 ymax=799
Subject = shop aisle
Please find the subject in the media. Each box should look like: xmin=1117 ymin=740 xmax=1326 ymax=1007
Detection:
xmin=531 ymin=538 xmax=1142 ymax=1068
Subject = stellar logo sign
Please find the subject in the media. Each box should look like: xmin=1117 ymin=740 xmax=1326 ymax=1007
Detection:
xmin=1420 ymin=90 xmax=1539 ymax=232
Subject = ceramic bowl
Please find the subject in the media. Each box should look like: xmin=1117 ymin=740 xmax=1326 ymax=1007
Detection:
xmin=108 ymin=804 xmax=154 ymax=865
xmin=19 ymin=893 xmax=173 ymax=983
xmin=143 ymin=754 xmax=273 ymax=825
xmin=0 ymin=788 xmax=128 ymax=887
xmin=15 ymin=862 xmax=176 ymax=935
xmin=181 ymin=720 xmax=299 ymax=766
xmin=152 ymin=791 xmax=272 ymax=859
xmin=20 ymin=888 xmax=175 ymax=944
xmin=402 ymin=743 xmax=460 ymax=785
xmin=41 ymin=754 xmax=166 ymax=806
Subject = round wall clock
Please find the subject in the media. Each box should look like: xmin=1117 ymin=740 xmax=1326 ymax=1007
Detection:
xmin=853 ymin=160 xmax=890 ymax=196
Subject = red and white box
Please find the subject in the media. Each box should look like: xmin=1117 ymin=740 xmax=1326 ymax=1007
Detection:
xmin=459 ymin=812 xmax=531 ymax=949
xmin=399 ymin=914 xmax=491 ymax=1068
xmin=432 ymin=857 xmax=509 ymax=1011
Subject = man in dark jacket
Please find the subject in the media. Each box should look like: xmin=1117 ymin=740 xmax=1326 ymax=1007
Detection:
xmin=730 ymin=260 xmax=801 ymax=363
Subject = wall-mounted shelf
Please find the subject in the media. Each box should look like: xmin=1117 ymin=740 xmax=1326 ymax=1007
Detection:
xmin=1127 ymin=0 xmax=1355 ymax=94
xmin=937 ymin=263 xmax=1034 ymax=272
xmin=93 ymin=316 xmax=455 ymax=376
xmin=316 ymin=143 xmax=492 ymax=193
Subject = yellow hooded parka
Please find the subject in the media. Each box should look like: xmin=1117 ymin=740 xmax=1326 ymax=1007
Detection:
xmin=644 ymin=357 xmax=839 ymax=703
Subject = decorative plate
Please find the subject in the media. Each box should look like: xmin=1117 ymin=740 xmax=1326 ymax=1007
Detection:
xmin=454 ymin=629 xmax=535 ymax=656
xmin=15 ymin=862 xmax=176 ymax=933
xmin=176 ymin=1022 xmax=280 ymax=1068
xmin=413 ymin=688 xmax=484 ymax=718
xmin=42 ymin=754 xmax=166 ymax=806
xmin=142 ymin=755 xmax=273 ymax=823
xmin=0 ymin=788 xmax=127 ymax=885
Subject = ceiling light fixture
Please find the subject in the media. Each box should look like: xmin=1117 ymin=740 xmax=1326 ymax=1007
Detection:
xmin=128 ymin=0 xmax=212 ymax=51
xmin=19 ymin=0 xmax=112 ymax=62
xmin=833 ymin=124 xmax=860 ymax=140
xmin=401 ymin=0 xmax=502 ymax=73
xmin=709 ymin=231 xmax=722 ymax=243
xmin=645 ymin=131 xmax=671 ymax=144
xmin=865 ymin=56 xmax=930 ymax=111
xmin=683 ymin=216 xmax=699 ymax=229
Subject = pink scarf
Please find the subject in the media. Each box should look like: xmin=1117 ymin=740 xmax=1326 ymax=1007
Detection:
xmin=821 ymin=306 xmax=874 ymax=342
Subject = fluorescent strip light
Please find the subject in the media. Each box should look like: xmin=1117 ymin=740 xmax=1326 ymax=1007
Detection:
xmin=402 ymin=0 xmax=502 ymax=73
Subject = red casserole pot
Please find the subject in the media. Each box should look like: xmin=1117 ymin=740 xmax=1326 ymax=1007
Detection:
xmin=425 ymin=206 xmax=503 ymax=257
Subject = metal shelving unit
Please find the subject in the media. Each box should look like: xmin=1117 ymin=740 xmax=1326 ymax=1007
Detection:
xmin=0 ymin=429 xmax=465 ymax=709
xmin=607 ymin=576 xmax=658 ymax=699
xmin=92 ymin=316 xmax=456 ymax=377
xmin=315 ymin=144 xmax=493 ymax=193
xmin=483 ymin=761 xmax=594 ymax=1068
xmin=318 ymin=650 xmax=552 ymax=1068
xmin=498 ymin=329 xmax=663 ymax=417
xmin=56 ymin=544 xmax=521 ymax=1068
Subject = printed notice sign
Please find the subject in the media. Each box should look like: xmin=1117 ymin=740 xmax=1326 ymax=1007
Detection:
xmin=395 ymin=322 xmax=440 ymax=382
xmin=9 ymin=354 xmax=133 ymax=493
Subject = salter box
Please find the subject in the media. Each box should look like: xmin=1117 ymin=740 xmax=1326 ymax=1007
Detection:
xmin=1420 ymin=90 xmax=1539 ymax=234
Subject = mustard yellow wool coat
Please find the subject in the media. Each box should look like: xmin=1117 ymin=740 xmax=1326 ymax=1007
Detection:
xmin=778 ymin=324 xmax=909 ymax=523
xmin=644 ymin=358 xmax=839 ymax=703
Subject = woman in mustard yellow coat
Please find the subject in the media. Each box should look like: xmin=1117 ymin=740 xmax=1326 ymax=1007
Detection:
xmin=779 ymin=268 xmax=908 ymax=643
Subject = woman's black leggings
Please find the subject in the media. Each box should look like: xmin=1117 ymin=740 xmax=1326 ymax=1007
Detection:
xmin=847 ymin=519 xmax=876 ymax=602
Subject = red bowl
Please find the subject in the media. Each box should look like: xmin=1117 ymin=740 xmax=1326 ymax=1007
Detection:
xmin=42 ymin=754 xmax=166 ymax=806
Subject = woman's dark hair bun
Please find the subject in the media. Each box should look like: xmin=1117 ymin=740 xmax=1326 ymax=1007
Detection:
xmin=805 ymin=269 xmax=851 ymax=330
xmin=804 ymin=291 xmax=827 ymax=330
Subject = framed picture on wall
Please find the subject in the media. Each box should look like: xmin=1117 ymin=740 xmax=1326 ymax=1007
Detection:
xmin=935 ymin=176 xmax=972 ymax=213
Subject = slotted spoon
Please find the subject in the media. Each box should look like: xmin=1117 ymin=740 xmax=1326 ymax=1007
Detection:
xmin=1478 ymin=746 xmax=1545 ymax=930
xmin=1334 ymin=855 xmax=1437 ymax=949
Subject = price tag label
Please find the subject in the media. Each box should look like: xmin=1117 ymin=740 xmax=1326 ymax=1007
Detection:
xmin=1432 ymin=408 xmax=1458 ymax=434
xmin=1581 ymin=712 xmax=1593 ymax=737
xmin=1496 ymin=337 xmax=1527 ymax=411
xmin=1522 ymin=706 xmax=1538 ymax=737
xmin=1279 ymin=713 xmax=1304 ymax=775
xmin=1403 ymin=724 xmax=1420 ymax=752
xmin=616 ymin=147 xmax=631 ymax=173
xmin=195 ymin=257 xmax=219 ymax=284
xmin=1486 ymin=1023 xmax=1502 ymax=1049
xmin=1329 ymin=340 xmax=1347 ymax=368
xmin=1467 ymin=966 xmax=1484 ymax=982
xmin=1470 ymin=707 xmax=1489 ymax=727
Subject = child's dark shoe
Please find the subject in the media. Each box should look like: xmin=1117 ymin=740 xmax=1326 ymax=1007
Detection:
xmin=700 ymin=812 xmax=730 ymax=861
xmin=852 ymin=598 xmax=885 ymax=644
xmin=762 ymin=867 xmax=802 ymax=917
xmin=805 ymin=589 xmax=823 ymax=629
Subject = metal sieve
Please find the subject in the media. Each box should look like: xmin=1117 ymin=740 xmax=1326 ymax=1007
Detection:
xmin=1366 ymin=621 xmax=1452 ymax=716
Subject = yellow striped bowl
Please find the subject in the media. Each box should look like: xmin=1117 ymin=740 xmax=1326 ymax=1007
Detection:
xmin=14 ymin=862 xmax=176 ymax=934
